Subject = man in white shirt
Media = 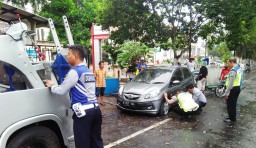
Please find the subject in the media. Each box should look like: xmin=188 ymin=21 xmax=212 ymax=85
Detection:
xmin=186 ymin=84 xmax=207 ymax=113
xmin=187 ymin=57 xmax=195 ymax=72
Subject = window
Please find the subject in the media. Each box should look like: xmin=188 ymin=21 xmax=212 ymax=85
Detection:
xmin=0 ymin=61 xmax=28 ymax=93
xmin=171 ymin=69 xmax=183 ymax=82
xmin=182 ymin=68 xmax=192 ymax=79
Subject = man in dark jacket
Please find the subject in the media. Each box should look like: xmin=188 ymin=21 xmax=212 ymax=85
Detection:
xmin=127 ymin=59 xmax=138 ymax=81
xmin=197 ymin=61 xmax=208 ymax=94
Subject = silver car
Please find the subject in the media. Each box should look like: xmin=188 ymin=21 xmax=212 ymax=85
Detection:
xmin=117 ymin=66 xmax=195 ymax=116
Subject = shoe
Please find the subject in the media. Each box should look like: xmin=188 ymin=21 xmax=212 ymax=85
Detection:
xmin=223 ymin=118 xmax=236 ymax=123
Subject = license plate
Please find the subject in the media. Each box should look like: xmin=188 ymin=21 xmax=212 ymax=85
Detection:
xmin=123 ymin=101 xmax=129 ymax=106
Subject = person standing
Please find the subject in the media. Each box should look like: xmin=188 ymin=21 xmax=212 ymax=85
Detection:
xmin=127 ymin=59 xmax=139 ymax=81
xmin=197 ymin=62 xmax=208 ymax=94
xmin=187 ymin=57 xmax=195 ymax=72
xmin=94 ymin=61 xmax=107 ymax=106
xmin=45 ymin=45 xmax=103 ymax=148
xmin=177 ymin=61 xmax=181 ymax=66
xmin=220 ymin=65 xmax=230 ymax=81
xmin=224 ymin=58 xmax=242 ymax=123
xmin=186 ymin=84 xmax=207 ymax=113
xmin=138 ymin=57 xmax=147 ymax=71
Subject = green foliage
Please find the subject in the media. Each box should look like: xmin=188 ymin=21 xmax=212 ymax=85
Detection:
xmin=98 ymin=0 xmax=208 ymax=59
xmin=208 ymin=42 xmax=232 ymax=63
xmin=116 ymin=42 xmax=154 ymax=67
xmin=196 ymin=56 xmax=203 ymax=63
xmin=102 ymin=40 xmax=120 ymax=64
xmin=203 ymin=0 xmax=256 ymax=59
xmin=162 ymin=59 xmax=171 ymax=64
xmin=39 ymin=0 xmax=98 ymax=48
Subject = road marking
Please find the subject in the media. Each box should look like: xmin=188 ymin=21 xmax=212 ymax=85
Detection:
xmin=104 ymin=118 xmax=171 ymax=148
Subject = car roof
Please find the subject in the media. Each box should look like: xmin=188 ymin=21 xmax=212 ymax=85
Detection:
xmin=148 ymin=65 xmax=186 ymax=71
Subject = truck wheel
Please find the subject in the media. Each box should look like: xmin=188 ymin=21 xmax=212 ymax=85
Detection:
xmin=159 ymin=101 xmax=169 ymax=116
xmin=7 ymin=126 xmax=60 ymax=148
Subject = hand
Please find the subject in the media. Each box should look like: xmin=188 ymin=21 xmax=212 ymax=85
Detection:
xmin=224 ymin=95 xmax=228 ymax=100
xmin=45 ymin=80 xmax=54 ymax=88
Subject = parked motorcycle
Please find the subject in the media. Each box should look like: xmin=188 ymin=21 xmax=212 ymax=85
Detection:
xmin=245 ymin=65 xmax=251 ymax=73
xmin=215 ymin=80 xmax=226 ymax=98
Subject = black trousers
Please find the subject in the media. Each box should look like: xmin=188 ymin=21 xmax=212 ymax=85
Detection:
xmin=73 ymin=105 xmax=103 ymax=148
xmin=198 ymin=101 xmax=207 ymax=111
xmin=227 ymin=86 xmax=241 ymax=121
xmin=172 ymin=104 xmax=197 ymax=116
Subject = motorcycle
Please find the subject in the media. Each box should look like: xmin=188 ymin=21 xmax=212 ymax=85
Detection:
xmin=245 ymin=65 xmax=251 ymax=73
xmin=215 ymin=80 xmax=226 ymax=98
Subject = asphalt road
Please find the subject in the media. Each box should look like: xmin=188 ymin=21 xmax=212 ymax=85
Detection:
xmin=100 ymin=70 xmax=256 ymax=148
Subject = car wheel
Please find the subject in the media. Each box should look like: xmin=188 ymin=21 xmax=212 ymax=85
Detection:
xmin=7 ymin=126 xmax=60 ymax=148
xmin=159 ymin=101 xmax=169 ymax=116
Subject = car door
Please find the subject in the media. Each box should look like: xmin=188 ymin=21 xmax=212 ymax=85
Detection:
xmin=169 ymin=68 xmax=185 ymax=91
xmin=181 ymin=67 xmax=195 ymax=89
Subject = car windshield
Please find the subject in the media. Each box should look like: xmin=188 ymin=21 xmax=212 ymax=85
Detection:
xmin=132 ymin=68 xmax=172 ymax=84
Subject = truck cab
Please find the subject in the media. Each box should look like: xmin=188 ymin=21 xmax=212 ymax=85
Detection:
xmin=0 ymin=22 xmax=74 ymax=147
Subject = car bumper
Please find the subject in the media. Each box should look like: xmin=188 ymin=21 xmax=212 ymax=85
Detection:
xmin=116 ymin=96 xmax=162 ymax=115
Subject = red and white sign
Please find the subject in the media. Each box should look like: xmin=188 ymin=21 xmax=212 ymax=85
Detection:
xmin=91 ymin=23 xmax=110 ymax=71
xmin=94 ymin=34 xmax=109 ymax=40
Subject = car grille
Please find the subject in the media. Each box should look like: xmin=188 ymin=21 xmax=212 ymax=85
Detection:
xmin=123 ymin=93 xmax=140 ymax=100
xmin=117 ymin=99 xmax=155 ymax=110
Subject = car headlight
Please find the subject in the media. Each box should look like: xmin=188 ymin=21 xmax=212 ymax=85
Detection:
xmin=118 ymin=86 xmax=124 ymax=96
xmin=145 ymin=90 xmax=160 ymax=99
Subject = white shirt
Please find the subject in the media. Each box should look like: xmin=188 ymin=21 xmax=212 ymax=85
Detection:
xmin=187 ymin=62 xmax=195 ymax=72
xmin=192 ymin=87 xmax=207 ymax=104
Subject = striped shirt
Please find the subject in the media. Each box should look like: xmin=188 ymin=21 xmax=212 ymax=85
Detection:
xmin=94 ymin=68 xmax=106 ymax=87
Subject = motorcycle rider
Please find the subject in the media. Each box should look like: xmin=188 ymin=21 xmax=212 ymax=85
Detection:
xmin=245 ymin=63 xmax=250 ymax=73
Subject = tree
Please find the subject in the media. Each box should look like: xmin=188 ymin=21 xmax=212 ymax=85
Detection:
xmin=115 ymin=41 xmax=154 ymax=67
xmin=39 ymin=0 xmax=98 ymax=47
xmin=101 ymin=40 xmax=121 ymax=65
xmin=98 ymin=0 xmax=209 ymax=61
xmin=203 ymin=0 xmax=256 ymax=59
xmin=208 ymin=42 xmax=232 ymax=63
xmin=6 ymin=0 xmax=48 ymax=12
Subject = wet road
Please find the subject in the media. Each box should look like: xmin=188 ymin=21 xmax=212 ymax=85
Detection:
xmin=101 ymin=71 xmax=256 ymax=148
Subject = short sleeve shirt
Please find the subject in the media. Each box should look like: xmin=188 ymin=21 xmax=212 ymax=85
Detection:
xmin=94 ymin=69 xmax=106 ymax=87
xmin=187 ymin=62 xmax=195 ymax=72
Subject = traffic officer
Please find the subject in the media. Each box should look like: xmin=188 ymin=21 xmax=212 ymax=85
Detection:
xmin=224 ymin=58 xmax=242 ymax=123
xmin=45 ymin=45 xmax=103 ymax=148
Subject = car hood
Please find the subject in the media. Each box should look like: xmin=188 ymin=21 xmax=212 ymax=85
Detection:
xmin=123 ymin=82 xmax=166 ymax=94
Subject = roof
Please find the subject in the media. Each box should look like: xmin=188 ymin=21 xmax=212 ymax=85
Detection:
xmin=0 ymin=3 xmax=48 ymax=27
